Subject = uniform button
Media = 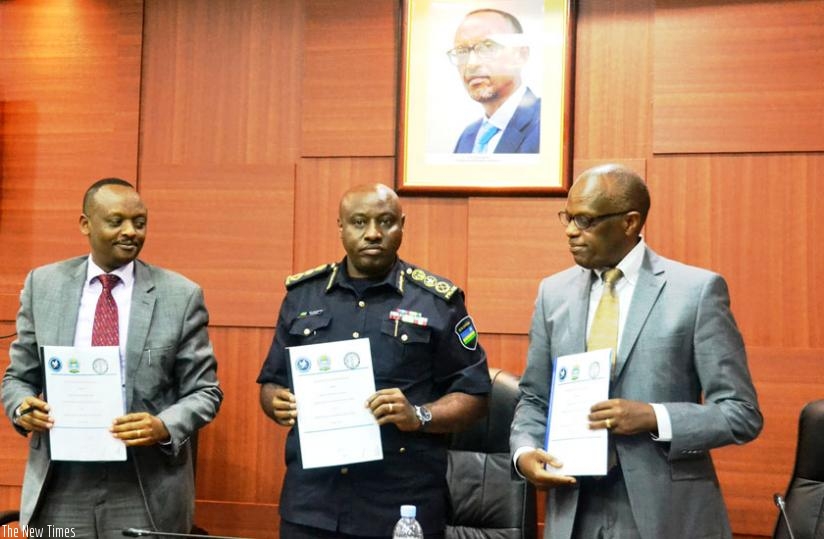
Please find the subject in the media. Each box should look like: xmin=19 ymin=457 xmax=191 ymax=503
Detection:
xmin=400 ymin=334 xmax=408 ymax=342
xmin=352 ymin=332 xmax=360 ymax=338
xmin=341 ymin=467 xmax=348 ymax=475
xmin=303 ymin=328 xmax=311 ymax=336
xmin=399 ymin=447 xmax=406 ymax=453
xmin=358 ymin=300 xmax=366 ymax=308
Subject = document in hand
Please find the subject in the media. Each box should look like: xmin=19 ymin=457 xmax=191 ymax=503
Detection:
xmin=288 ymin=337 xmax=384 ymax=469
xmin=543 ymin=349 xmax=612 ymax=476
xmin=41 ymin=345 xmax=127 ymax=461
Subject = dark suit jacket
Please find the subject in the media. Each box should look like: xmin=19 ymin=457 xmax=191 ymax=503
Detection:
xmin=454 ymin=88 xmax=541 ymax=154
xmin=2 ymin=256 xmax=223 ymax=532
xmin=510 ymin=246 xmax=763 ymax=539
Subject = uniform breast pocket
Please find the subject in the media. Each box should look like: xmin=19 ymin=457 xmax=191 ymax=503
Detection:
xmin=380 ymin=319 xmax=431 ymax=346
xmin=288 ymin=314 xmax=332 ymax=341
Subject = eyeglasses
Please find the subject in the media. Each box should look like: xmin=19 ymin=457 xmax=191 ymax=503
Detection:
xmin=558 ymin=210 xmax=633 ymax=230
xmin=446 ymin=40 xmax=505 ymax=66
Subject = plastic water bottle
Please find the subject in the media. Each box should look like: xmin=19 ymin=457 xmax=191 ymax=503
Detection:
xmin=392 ymin=504 xmax=424 ymax=539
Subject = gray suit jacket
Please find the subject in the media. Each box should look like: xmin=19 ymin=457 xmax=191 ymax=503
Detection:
xmin=2 ymin=256 xmax=223 ymax=532
xmin=510 ymin=247 xmax=762 ymax=539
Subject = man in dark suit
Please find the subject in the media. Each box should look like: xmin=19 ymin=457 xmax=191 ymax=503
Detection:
xmin=2 ymin=178 xmax=223 ymax=537
xmin=510 ymin=164 xmax=763 ymax=538
xmin=258 ymin=183 xmax=490 ymax=538
xmin=449 ymin=9 xmax=540 ymax=154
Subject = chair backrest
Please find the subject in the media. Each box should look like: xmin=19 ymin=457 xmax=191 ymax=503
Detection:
xmin=774 ymin=399 xmax=824 ymax=539
xmin=445 ymin=367 xmax=536 ymax=539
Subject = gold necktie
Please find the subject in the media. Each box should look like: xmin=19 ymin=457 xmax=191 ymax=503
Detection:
xmin=587 ymin=268 xmax=623 ymax=373
xmin=588 ymin=267 xmax=623 ymax=473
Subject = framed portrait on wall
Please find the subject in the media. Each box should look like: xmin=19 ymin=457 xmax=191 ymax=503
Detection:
xmin=396 ymin=0 xmax=575 ymax=195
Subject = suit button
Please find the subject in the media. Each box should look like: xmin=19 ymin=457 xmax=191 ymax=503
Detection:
xmin=352 ymin=332 xmax=360 ymax=338
xmin=303 ymin=328 xmax=311 ymax=336
xmin=400 ymin=334 xmax=408 ymax=342
xmin=358 ymin=300 xmax=366 ymax=308
xmin=341 ymin=467 xmax=348 ymax=475
xmin=399 ymin=447 xmax=406 ymax=453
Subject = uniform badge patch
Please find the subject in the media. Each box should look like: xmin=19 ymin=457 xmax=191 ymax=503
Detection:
xmin=454 ymin=316 xmax=478 ymax=351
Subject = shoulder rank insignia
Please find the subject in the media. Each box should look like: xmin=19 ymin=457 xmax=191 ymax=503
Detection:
xmin=285 ymin=263 xmax=335 ymax=289
xmin=404 ymin=266 xmax=460 ymax=301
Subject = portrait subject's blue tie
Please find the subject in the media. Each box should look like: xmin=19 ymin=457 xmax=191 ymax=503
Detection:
xmin=473 ymin=122 xmax=500 ymax=153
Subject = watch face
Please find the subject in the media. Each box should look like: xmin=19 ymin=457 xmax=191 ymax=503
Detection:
xmin=417 ymin=405 xmax=432 ymax=423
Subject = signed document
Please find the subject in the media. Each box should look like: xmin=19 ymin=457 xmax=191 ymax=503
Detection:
xmin=41 ymin=345 xmax=126 ymax=461
xmin=288 ymin=338 xmax=383 ymax=469
xmin=543 ymin=349 xmax=612 ymax=476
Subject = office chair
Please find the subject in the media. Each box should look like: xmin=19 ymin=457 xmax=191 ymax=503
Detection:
xmin=0 ymin=510 xmax=20 ymax=526
xmin=445 ymin=367 xmax=536 ymax=539
xmin=774 ymin=399 xmax=824 ymax=539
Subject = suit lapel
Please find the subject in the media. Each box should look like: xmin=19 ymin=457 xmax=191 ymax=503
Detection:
xmin=125 ymin=261 xmax=156 ymax=408
xmin=56 ymin=260 xmax=88 ymax=345
xmin=568 ymin=269 xmax=592 ymax=353
xmin=614 ymin=248 xmax=665 ymax=380
xmin=495 ymin=89 xmax=539 ymax=153
xmin=37 ymin=258 xmax=87 ymax=347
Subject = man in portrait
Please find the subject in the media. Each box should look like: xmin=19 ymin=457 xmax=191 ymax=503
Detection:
xmin=449 ymin=8 xmax=540 ymax=154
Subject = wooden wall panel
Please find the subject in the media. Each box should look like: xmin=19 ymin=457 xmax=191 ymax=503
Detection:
xmin=195 ymin=327 xmax=283 ymax=504
xmin=140 ymin=0 xmax=303 ymax=165
xmin=647 ymin=155 xmax=824 ymax=348
xmin=479 ymin=333 xmax=529 ymax=377
xmin=0 ymin=0 xmax=143 ymax=321
xmin=301 ymin=0 xmax=398 ymax=157
xmin=293 ymin=158 xmax=395 ymax=271
xmin=653 ymin=0 xmax=824 ymax=154
xmin=399 ymin=197 xmax=469 ymax=290
xmin=714 ymin=347 xmax=824 ymax=535
xmin=573 ymin=0 xmax=653 ymax=159
xmin=139 ymin=0 xmax=302 ymax=327
xmin=138 ymin=165 xmax=293 ymax=327
xmin=467 ymin=198 xmax=569 ymax=335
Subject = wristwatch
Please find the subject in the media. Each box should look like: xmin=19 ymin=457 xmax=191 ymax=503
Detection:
xmin=414 ymin=405 xmax=432 ymax=431
xmin=12 ymin=405 xmax=25 ymax=426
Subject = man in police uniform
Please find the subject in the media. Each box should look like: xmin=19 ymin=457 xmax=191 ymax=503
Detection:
xmin=257 ymin=183 xmax=491 ymax=539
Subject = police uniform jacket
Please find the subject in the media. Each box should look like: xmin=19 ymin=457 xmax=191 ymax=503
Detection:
xmin=257 ymin=257 xmax=491 ymax=536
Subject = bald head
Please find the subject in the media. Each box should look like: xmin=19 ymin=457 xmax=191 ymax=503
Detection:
xmin=339 ymin=183 xmax=402 ymax=220
xmin=338 ymin=183 xmax=405 ymax=279
xmin=572 ymin=164 xmax=650 ymax=226
xmin=563 ymin=164 xmax=648 ymax=269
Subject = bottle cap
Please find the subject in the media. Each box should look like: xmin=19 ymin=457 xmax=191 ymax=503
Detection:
xmin=400 ymin=505 xmax=416 ymax=518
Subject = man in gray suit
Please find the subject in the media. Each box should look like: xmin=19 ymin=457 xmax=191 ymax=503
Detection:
xmin=2 ymin=178 xmax=222 ymax=537
xmin=510 ymin=164 xmax=762 ymax=538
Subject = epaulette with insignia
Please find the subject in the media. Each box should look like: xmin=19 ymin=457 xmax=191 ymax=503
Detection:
xmin=284 ymin=263 xmax=336 ymax=289
xmin=404 ymin=266 xmax=460 ymax=301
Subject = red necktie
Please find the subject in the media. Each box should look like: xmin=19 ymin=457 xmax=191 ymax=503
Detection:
xmin=92 ymin=274 xmax=120 ymax=346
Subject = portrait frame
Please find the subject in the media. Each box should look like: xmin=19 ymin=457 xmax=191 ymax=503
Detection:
xmin=396 ymin=0 xmax=575 ymax=196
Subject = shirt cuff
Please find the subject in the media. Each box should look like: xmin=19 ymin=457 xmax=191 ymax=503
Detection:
xmin=650 ymin=403 xmax=672 ymax=441
xmin=512 ymin=446 xmax=537 ymax=479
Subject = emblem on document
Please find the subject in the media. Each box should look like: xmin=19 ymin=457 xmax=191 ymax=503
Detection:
xmin=93 ymin=357 xmax=109 ymax=375
xmin=343 ymin=352 xmax=361 ymax=370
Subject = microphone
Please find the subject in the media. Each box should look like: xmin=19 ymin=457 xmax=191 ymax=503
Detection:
xmin=122 ymin=528 xmax=251 ymax=539
xmin=773 ymin=493 xmax=796 ymax=539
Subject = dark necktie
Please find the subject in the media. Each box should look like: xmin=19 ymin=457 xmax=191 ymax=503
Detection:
xmin=92 ymin=274 xmax=120 ymax=346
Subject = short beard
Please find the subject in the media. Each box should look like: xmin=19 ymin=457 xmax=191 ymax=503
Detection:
xmin=469 ymin=85 xmax=497 ymax=103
